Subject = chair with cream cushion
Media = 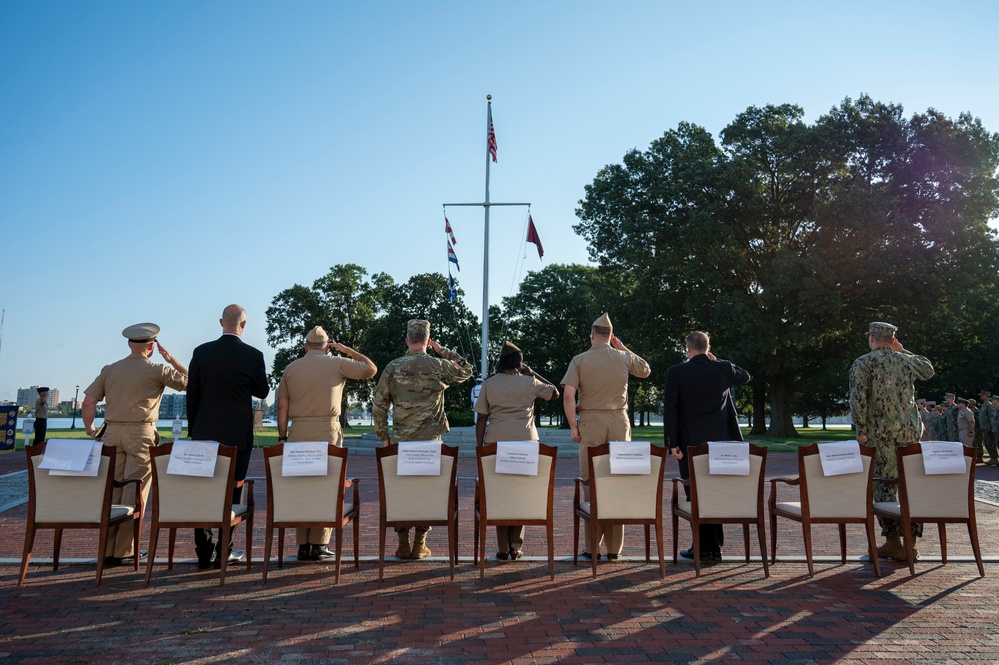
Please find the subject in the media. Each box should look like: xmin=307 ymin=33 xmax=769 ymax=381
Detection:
xmin=19 ymin=442 xmax=142 ymax=586
xmin=873 ymin=442 xmax=983 ymax=577
xmin=262 ymin=443 xmax=359 ymax=584
xmin=671 ymin=442 xmax=769 ymax=577
xmin=769 ymin=442 xmax=880 ymax=577
xmin=474 ymin=442 xmax=558 ymax=579
xmin=145 ymin=442 xmax=254 ymax=586
xmin=376 ymin=443 xmax=459 ymax=581
xmin=573 ymin=443 xmax=667 ymax=578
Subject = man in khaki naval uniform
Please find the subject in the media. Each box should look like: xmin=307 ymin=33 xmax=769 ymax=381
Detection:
xmin=82 ymin=323 xmax=188 ymax=564
xmin=561 ymin=313 xmax=651 ymax=560
xmin=276 ymin=325 xmax=377 ymax=562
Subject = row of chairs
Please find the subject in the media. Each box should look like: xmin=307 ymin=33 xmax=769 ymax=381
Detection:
xmin=18 ymin=440 xmax=984 ymax=587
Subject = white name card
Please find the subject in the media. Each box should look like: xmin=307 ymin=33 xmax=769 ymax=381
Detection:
xmin=282 ymin=441 xmax=329 ymax=477
xmin=49 ymin=442 xmax=103 ymax=477
xmin=39 ymin=439 xmax=93 ymax=472
xmin=167 ymin=440 xmax=220 ymax=477
xmin=397 ymin=441 xmax=442 ymax=476
xmin=708 ymin=441 xmax=750 ymax=475
xmin=922 ymin=441 xmax=966 ymax=475
xmin=495 ymin=441 xmax=540 ymax=475
xmin=609 ymin=441 xmax=651 ymax=474
xmin=818 ymin=441 xmax=864 ymax=476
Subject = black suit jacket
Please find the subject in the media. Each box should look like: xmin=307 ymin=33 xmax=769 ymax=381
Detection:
xmin=663 ymin=353 xmax=750 ymax=451
xmin=187 ymin=334 xmax=270 ymax=450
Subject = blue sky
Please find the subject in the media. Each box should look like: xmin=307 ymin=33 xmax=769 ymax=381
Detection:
xmin=1 ymin=0 xmax=997 ymax=403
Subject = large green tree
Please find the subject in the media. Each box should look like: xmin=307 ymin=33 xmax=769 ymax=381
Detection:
xmin=576 ymin=96 xmax=999 ymax=437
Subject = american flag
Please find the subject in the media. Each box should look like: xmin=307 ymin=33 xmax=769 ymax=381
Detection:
xmin=487 ymin=105 xmax=497 ymax=163
xmin=445 ymin=217 xmax=457 ymax=245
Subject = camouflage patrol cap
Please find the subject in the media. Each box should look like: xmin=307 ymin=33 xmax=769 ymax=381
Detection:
xmin=944 ymin=392 xmax=956 ymax=399
xmin=500 ymin=341 xmax=521 ymax=357
xmin=980 ymin=390 xmax=991 ymax=398
xmin=593 ymin=313 xmax=612 ymax=330
xmin=407 ymin=319 xmax=430 ymax=336
xmin=868 ymin=322 xmax=897 ymax=336
xmin=122 ymin=322 xmax=160 ymax=343
xmin=306 ymin=326 xmax=329 ymax=344
xmin=991 ymin=396 xmax=999 ymax=403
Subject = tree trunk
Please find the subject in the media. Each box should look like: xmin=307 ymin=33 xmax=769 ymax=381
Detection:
xmin=801 ymin=415 xmax=809 ymax=428
xmin=751 ymin=383 xmax=767 ymax=435
xmin=767 ymin=375 xmax=799 ymax=438
xmin=821 ymin=414 xmax=827 ymax=430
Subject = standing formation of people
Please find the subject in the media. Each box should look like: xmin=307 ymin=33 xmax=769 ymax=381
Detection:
xmin=68 ymin=307 xmax=988 ymax=571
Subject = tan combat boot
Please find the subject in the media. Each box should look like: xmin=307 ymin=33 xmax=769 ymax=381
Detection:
xmin=395 ymin=529 xmax=411 ymax=559
xmin=877 ymin=535 xmax=912 ymax=562
xmin=410 ymin=529 xmax=432 ymax=559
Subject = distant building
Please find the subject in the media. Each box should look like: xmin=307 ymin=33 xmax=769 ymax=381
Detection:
xmin=17 ymin=386 xmax=59 ymax=410
xmin=159 ymin=393 xmax=186 ymax=419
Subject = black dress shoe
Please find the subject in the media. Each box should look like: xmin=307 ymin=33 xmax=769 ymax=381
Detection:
xmin=297 ymin=545 xmax=312 ymax=561
xmin=496 ymin=551 xmax=510 ymax=561
xmin=509 ymin=550 xmax=523 ymax=560
xmin=198 ymin=551 xmax=217 ymax=570
xmin=311 ymin=545 xmax=336 ymax=562
xmin=680 ymin=547 xmax=716 ymax=561
xmin=580 ymin=552 xmax=601 ymax=561
xmin=104 ymin=550 xmax=147 ymax=566
xmin=606 ymin=553 xmax=620 ymax=561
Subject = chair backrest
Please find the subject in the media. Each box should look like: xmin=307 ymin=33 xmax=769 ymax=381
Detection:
xmin=27 ymin=442 xmax=114 ymax=523
xmin=377 ymin=443 xmax=458 ymax=522
xmin=799 ymin=442 xmax=875 ymax=519
xmin=689 ymin=442 xmax=767 ymax=519
xmin=150 ymin=442 xmax=236 ymax=522
xmin=264 ymin=443 xmax=346 ymax=522
xmin=477 ymin=442 xmax=557 ymax=521
xmin=898 ymin=442 xmax=975 ymax=519
xmin=585 ymin=442 xmax=665 ymax=520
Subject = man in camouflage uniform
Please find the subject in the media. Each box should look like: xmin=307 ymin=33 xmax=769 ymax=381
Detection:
xmin=372 ymin=319 xmax=473 ymax=559
xmin=978 ymin=391 xmax=993 ymax=463
xmin=940 ymin=392 xmax=959 ymax=442
xmin=988 ymin=395 xmax=999 ymax=466
xmin=849 ymin=321 xmax=934 ymax=561
xmin=968 ymin=398 xmax=983 ymax=462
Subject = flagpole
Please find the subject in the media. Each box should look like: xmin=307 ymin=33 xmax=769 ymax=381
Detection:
xmin=481 ymin=96 xmax=492 ymax=379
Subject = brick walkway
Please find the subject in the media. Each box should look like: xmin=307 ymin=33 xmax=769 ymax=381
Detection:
xmin=2 ymin=448 xmax=997 ymax=664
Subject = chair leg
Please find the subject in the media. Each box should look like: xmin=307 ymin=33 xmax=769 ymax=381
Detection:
xmin=838 ymin=524 xmax=847 ymax=564
xmin=803 ymin=523 xmax=814 ymax=578
xmin=479 ymin=517 xmax=487 ymax=580
xmin=572 ymin=512 xmax=579 ymax=565
xmin=769 ymin=511 xmax=778 ymax=564
xmin=263 ymin=525 xmax=273 ymax=585
xmin=864 ymin=517 xmax=881 ymax=578
xmin=167 ymin=528 xmax=175 ymax=571
xmin=938 ymin=523 xmax=947 ymax=564
xmin=378 ymin=527 xmax=385 ymax=582
xmin=692 ymin=525 xmax=701 ymax=577
xmin=132 ymin=516 xmax=142 ymax=571
xmin=449 ymin=512 xmax=457 ymax=582
xmin=757 ymin=519 xmax=769 ymax=578
xmin=95 ymin=526 xmax=110 ymax=586
xmin=53 ymin=528 xmax=63 ymax=571
xmin=968 ymin=519 xmax=984 ymax=577
xmin=353 ymin=515 xmax=360 ymax=570
xmin=278 ymin=529 xmax=285 ymax=569
xmin=245 ymin=513 xmax=253 ymax=569
xmin=671 ymin=513 xmax=679 ymax=564
xmin=145 ymin=527 xmax=159 ymax=587
xmin=18 ymin=523 xmax=36 ymax=587
xmin=656 ymin=519 xmax=665 ymax=579
xmin=743 ymin=523 xmax=750 ymax=563
xmin=219 ymin=523 xmax=231 ymax=585
xmin=645 ymin=524 xmax=651 ymax=563
xmin=334 ymin=526 xmax=343 ymax=585
xmin=589 ymin=522 xmax=599 ymax=577
xmin=901 ymin=519 xmax=916 ymax=576
xmin=548 ymin=521 xmax=555 ymax=581
xmin=472 ymin=511 xmax=479 ymax=566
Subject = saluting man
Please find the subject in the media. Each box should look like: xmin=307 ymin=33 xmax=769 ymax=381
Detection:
xmin=276 ymin=325 xmax=376 ymax=562
xmin=561 ymin=313 xmax=651 ymax=561
xmin=82 ymin=323 xmax=188 ymax=565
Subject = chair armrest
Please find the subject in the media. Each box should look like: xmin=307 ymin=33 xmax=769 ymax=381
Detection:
xmin=115 ymin=477 xmax=143 ymax=508
xmin=348 ymin=477 xmax=360 ymax=505
xmin=573 ymin=477 xmax=588 ymax=507
xmin=241 ymin=478 xmax=255 ymax=507
xmin=669 ymin=477 xmax=688 ymax=505
xmin=769 ymin=476 xmax=799 ymax=486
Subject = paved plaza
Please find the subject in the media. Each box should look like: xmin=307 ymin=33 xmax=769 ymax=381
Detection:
xmin=1 ymin=444 xmax=997 ymax=664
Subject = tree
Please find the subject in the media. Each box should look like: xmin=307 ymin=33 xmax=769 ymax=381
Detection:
xmin=576 ymin=96 xmax=999 ymax=437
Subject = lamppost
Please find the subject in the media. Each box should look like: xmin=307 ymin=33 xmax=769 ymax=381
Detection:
xmin=71 ymin=385 xmax=79 ymax=429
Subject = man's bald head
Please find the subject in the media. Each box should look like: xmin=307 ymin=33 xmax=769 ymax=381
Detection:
xmin=221 ymin=304 xmax=247 ymax=335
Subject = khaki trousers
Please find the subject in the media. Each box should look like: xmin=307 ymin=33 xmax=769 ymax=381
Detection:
xmin=578 ymin=410 xmax=630 ymax=555
xmin=102 ymin=422 xmax=158 ymax=558
xmin=289 ymin=418 xmax=343 ymax=545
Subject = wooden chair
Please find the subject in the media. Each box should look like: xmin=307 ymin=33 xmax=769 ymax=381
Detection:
xmin=572 ymin=443 xmax=667 ymax=578
xmin=375 ymin=443 xmax=459 ymax=581
xmin=873 ymin=442 xmax=984 ymax=576
xmin=262 ymin=443 xmax=359 ymax=584
xmin=671 ymin=442 xmax=769 ymax=577
xmin=473 ymin=442 xmax=558 ymax=579
xmin=19 ymin=442 xmax=143 ymax=586
xmin=145 ymin=442 xmax=254 ymax=586
xmin=769 ymin=442 xmax=881 ymax=577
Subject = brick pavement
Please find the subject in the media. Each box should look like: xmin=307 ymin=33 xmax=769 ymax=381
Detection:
xmin=1 ymin=447 xmax=998 ymax=663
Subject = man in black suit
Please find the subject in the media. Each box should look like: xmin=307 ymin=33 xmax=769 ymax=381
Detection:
xmin=188 ymin=304 xmax=270 ymax=569
xmin=664 ymin=331 xmax=750 ymax=561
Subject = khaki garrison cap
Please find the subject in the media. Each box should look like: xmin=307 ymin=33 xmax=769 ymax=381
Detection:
xmin=123 ymin=322 xmax=160 ymax=343
xmin=407 ymin=319 xmax=430 ymax=335
xmin=500 ymin=341 xmax=521 ymax=357
xmin=306 ymin=326 xmax=329 ymax=344
xmin=868 ymin=322 xmax=897 ymax=336
xmin=593 ymin=313 xmax=613 ymax=329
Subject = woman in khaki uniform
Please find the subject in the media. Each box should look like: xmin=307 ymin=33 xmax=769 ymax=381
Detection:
xmin=474 ymin=341 xmax=559 ymax=559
